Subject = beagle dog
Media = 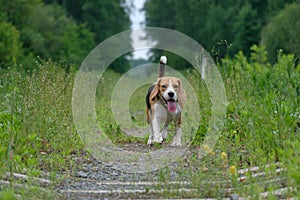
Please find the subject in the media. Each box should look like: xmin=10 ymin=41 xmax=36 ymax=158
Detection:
xmin=146 ymin=56 xmax=186 ymax=146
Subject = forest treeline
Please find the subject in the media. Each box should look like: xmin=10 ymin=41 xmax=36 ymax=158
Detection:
xmin=0 ymin=0 xmax=300 ymax=72
xmin=145 ymin=0 xmax=300 ymax=67
xmin=0 ymin=0 xmax=131 ymax=71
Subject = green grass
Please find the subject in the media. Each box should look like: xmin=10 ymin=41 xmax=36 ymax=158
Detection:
xmin=0 ymin=46 xmax=299 ymax=198
xmin=0 ymin=60 xmax=83 ymax=175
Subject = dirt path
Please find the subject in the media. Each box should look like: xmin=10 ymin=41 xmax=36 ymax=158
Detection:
xmin=53 ymin=146 xmax=289 ymax=200
xmin=55 ymin=147 xmax=185 ymax=199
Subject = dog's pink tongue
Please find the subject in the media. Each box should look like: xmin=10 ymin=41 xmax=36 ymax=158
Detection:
xmin=167 ymin=101 xmax=177 ymax=113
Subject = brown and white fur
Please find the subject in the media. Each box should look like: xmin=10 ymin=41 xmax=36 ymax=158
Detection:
xmin=146 ymin=56 xmax=186 ymax=146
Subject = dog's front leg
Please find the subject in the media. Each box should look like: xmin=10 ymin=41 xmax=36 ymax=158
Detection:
xmin=152 ymin=116 xmax=163 ymax=143
xmin=147 ymin=121 xmax=154 ymax=145
xmin=147 ymin=112 xmax=163 ymax=145
xmin=152 ymin=104 xmax=167 ymax=143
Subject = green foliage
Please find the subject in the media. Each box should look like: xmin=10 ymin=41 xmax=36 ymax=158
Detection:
xmin=42 ymin=0 xmax=132 ymax=73
xmin=81 ymin=0 xmax=130 ymax=42
xmin=21 ymin=3 xmax=95 ymax=67
xmin=0 ymin=189 xmax=16 ymax=200
xmin=261 ymin=3 xmax=300 ymax=62
xmin=0 ymin=61 xmax=82 ymax=174
xmin=144 ymin=0 xmax=299 ymax=62
xmin=0 ymin=0 xmax=131 ymax=72
xmin=231 ymin=3 xmax=261 ymax=56
xmin=0 ymin=186 xmax=60 ymax=200
xmin=0 ymin=21 xmax=22 ymax=68
xmin=220 ymin=45 xmax=299 ymax=163
xmin=80 ymin=0 xmax=131 ymax=73
xmin=0 ymin=0 xmax=40 ymax=28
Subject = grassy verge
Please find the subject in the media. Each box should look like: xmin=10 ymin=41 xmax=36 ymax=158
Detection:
xmin=0 ymin=60 xmax=83 ymax=173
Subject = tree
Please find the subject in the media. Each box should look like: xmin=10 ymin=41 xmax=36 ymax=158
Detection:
xmin=21 ymin=3 xmax=95 ymax=65
xmin=261 ymin=3 xmax=300 ymax=62
xmin=0 ymin=21 xmax=22 ymax=68
xmin=231 ymin=3 xmax=261 ymax=57
xmin=0 ymin=0 xmax=40 ymax=29
xmin=45 ymin=0 xmax=131 ymax=43
xmin=144 ymin=0 xmax=299 ymax=61
xmin=0 ymin=0 xmax=132 ymax=72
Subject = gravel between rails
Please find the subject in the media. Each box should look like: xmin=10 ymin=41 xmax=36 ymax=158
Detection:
xmin=53 ymin=145 xmax=289 ymax=200
xmin=55 ymin=144 xmax=214 ymax=199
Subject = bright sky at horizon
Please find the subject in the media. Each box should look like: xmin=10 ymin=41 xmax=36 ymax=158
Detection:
xmin=128 ymin=0 xmax=150 ymax=60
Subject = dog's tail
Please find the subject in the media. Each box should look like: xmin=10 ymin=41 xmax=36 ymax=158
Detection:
xmin=158 ymin=56 xmax=167 ymax=78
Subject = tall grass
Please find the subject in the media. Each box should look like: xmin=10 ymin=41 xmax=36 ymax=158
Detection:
xmin=0 ymin=60 xmax=82 ymax=176
xmin=0 ymin=46 xmax=299 ymax=198
xmin=220 ymin=46 xmax=299 ymax=165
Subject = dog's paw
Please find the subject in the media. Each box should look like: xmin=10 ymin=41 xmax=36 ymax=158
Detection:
xmin=161 ymin=131 xmax=168 ymax=140
xmin=154 ymin=136 xmax=163 ymax=144
xmin=171 ymin=141 xmax=181 ymax=146
xmin=147 ymin=138 xmax=154 ymax=145
xmin=171 ymin=137 xmax=181 ymax=146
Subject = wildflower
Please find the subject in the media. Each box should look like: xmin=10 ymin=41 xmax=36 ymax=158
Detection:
xmin=202 ymin=167 xmax=209 ymax=172
xmin=230 ymin=165 xmax=237 ymax=174
xmin=221 ymin=152 xmax=227 ymax=160
xmin=203 ymin=145 xmax=212 ymax=154
xmin=233 ymin=130 xmax=237 ymax=134
xmin=202 ymin=145 xmax=215 ymax=156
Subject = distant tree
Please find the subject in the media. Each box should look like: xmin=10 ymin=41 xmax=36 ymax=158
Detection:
xmin=81 ymin=0 xmax=130 ymax=42
xmin=266 ymin=0 xmax=295 ymax=16
xmin=44 ymin=0 xmax=85 ymax=21
xmin=144 ymin=0 xmax=176 ymax=29
xmin=42 ymin=0 xmax=132 ymax=72
xmin=21 ymin=3 xmax=95 ymax=65
xmin=231 ymin=3 xmax=261 ymax=56
xmin=144 ymin=0 xmax=298 ymax=61
xmin=144 ymin=0 xmax=241 ymax=63
xmin=0 ymin=0 xmax=132 ymax=72
xmin=261 ymin=3 xmax=300 ymax=62
xmin=0 ymin=0 xmax=40 ymax=29
xmin=0 ymin=21 xmax=22 ymax=68
xmin=45 ymin=0 xmax=131 ymax=42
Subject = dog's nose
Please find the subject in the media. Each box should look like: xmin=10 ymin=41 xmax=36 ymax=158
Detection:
xmin=168 ymin=92 xmax=174 ymax=97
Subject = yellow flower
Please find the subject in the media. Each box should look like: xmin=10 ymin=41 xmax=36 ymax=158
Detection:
xmin=233 ymin=130 xmax=237 ymax=134
xmin=202 ymin=145 xmax=215 ymax=156
xmin=230 ymin=165 xmax=236 ymax=174
xmin=221 ymin=152 xmax=227 ymax=160
xmin=203 ymin=145 xmax=212 ymax=153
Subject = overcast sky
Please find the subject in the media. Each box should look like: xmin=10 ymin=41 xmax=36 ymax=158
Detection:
xmin=129 ymin=0 xmax=146 ymax=29
xmin=128 ymin=0 xmax=150 ymax=60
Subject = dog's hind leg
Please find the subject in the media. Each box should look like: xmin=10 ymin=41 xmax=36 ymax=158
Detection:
xmin=161 ymin=118 xmax=172 ymax=140
xmin=171 ymin=127 xmax=182 ymax=146
xmin=171 ymin=115 xmax=182 ymax=146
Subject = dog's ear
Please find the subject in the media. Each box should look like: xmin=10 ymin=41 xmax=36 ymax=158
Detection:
xmin=150 ymin=78 xmax=161 ymax=101
xmin=177 ymin=79 xmax=186 ymax=107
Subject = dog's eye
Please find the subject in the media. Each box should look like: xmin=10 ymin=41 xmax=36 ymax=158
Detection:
xmin=173 ymin=85 xmax=178 ymax=89
xmin=161 ymin=85 xmax=167 ymax=88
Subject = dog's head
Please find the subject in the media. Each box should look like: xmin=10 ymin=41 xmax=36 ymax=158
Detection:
xmin=150 ymin=77 xmax=186 ymax=112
